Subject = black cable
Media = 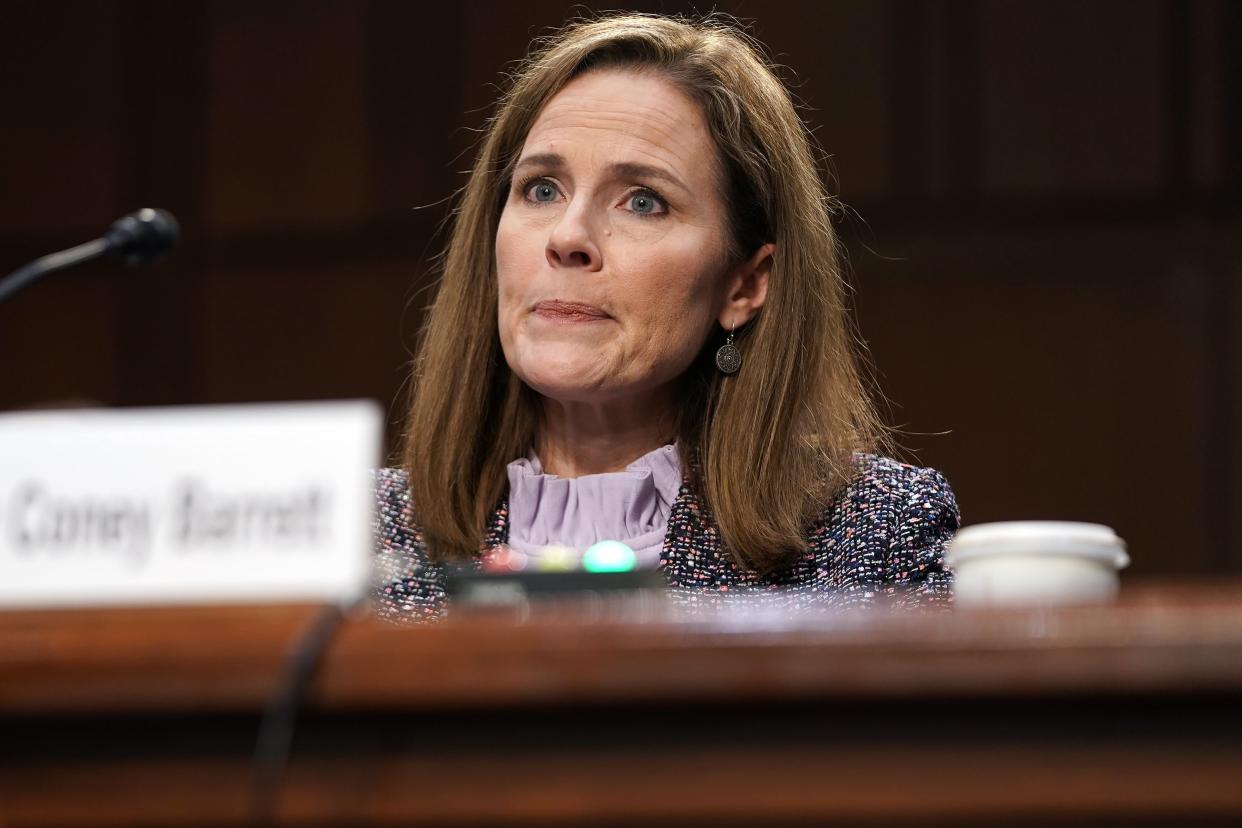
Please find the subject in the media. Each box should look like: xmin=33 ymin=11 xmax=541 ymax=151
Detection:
xmin=250 ymin=601 xmax=352 ymax=826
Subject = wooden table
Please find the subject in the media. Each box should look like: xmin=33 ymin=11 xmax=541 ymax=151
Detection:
xmin=3 ymin=582 xmax=1242 ymax=826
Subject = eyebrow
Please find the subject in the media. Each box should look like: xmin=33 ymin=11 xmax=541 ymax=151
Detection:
xmin=512 ymin=152 xmax=690 ymax=194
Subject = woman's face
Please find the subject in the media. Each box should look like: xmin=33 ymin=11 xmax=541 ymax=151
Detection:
xmin=495 ymin=68 xmax=750 ymax=408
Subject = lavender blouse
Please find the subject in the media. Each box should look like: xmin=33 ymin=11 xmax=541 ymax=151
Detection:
xmin=504 ymin=444 xmax=682 ymax=567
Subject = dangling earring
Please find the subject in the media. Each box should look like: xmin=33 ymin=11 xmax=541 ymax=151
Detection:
xmin=715 ymin=320 xmax=742 ymax=374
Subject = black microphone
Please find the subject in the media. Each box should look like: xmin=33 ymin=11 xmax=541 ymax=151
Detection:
xmin=0 ymin=208 xmax=180 ymax=303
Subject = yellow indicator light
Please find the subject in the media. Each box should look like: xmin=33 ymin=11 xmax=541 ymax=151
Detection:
xmin=536 ymin=545 xmax=579 ymax=572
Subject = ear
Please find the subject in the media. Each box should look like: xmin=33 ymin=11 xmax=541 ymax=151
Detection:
xmin=717 ymin=243 xmax=774 ymax=329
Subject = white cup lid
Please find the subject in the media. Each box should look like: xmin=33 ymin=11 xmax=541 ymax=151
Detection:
xmin=946 ymin=521 xmax=1130 ymax=569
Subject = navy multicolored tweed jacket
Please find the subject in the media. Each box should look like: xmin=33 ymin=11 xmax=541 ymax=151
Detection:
xmin=372 ymin=453 xmax=959 ymax=622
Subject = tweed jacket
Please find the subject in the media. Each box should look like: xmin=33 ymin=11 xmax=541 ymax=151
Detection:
xmin=372 ymin=453 xmax=959 ymax=622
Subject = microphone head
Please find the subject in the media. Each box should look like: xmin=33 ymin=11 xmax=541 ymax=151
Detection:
xmin=103 ymin=208 xmax=180 ymax=266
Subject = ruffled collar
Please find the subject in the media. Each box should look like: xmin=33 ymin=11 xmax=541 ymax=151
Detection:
xmin=505 ymin=444 xmax=683 ymax=566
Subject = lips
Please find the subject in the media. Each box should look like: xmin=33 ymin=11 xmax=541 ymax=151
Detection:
xmin=531 ymin=300 xmax=611 ymax=322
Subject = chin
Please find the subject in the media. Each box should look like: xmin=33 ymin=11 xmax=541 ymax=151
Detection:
xmin=515 ymin=366 xmax=609 ymax=403
xmin=507 ymin=340 xmax=603 ymax=390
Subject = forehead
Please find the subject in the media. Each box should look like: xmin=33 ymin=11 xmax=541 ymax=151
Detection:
xmin=520 ymin=68 xmax=718 ymax=180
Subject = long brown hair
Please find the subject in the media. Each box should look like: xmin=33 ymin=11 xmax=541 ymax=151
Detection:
xmin=403 ymin=12 xmax=888 ymax=571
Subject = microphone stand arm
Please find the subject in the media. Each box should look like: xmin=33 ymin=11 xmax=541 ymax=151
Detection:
xmin=0 ymin=238 xmax=109 ymax=304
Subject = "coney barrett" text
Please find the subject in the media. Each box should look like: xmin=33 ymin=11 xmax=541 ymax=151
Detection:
xmin=1 ymin=479 xmax=331 ymax=569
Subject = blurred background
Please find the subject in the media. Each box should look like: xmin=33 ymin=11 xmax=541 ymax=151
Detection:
xmin=1 ymin=0 xmax=1237 ymax=576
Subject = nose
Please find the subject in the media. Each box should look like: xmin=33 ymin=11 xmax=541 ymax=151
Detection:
xmin=545 ymin=203 xmax=603 ymax=272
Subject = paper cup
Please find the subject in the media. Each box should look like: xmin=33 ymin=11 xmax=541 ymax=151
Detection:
xmin=946 ymin=521 xmax=1130 ymax=608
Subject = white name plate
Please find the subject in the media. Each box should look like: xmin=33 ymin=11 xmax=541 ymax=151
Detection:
xmin=0 ymin=401 xmax=382 ymax=609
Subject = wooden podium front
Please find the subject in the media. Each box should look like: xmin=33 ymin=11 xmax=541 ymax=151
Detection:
xmin=3 ymin=583 xmax=1242 ymax=826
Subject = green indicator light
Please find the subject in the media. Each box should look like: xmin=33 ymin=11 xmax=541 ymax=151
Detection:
xmin=582 ymin=540 xmax=637 ymax=573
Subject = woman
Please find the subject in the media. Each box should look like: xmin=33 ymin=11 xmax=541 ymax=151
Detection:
xmin=374 ymin=13 xmax=958 ymax=621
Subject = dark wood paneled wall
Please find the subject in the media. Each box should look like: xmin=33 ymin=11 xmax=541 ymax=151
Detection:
xmin=1 ymin=1 xmax=1238 ymax=575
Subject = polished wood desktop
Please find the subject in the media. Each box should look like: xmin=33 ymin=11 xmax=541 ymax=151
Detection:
xmin=3 ymin=583 xmax=1242 ymax=826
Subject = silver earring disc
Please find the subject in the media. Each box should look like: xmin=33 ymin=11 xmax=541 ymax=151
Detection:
xmin=715 ymin=343 xmax=742 ymax=374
